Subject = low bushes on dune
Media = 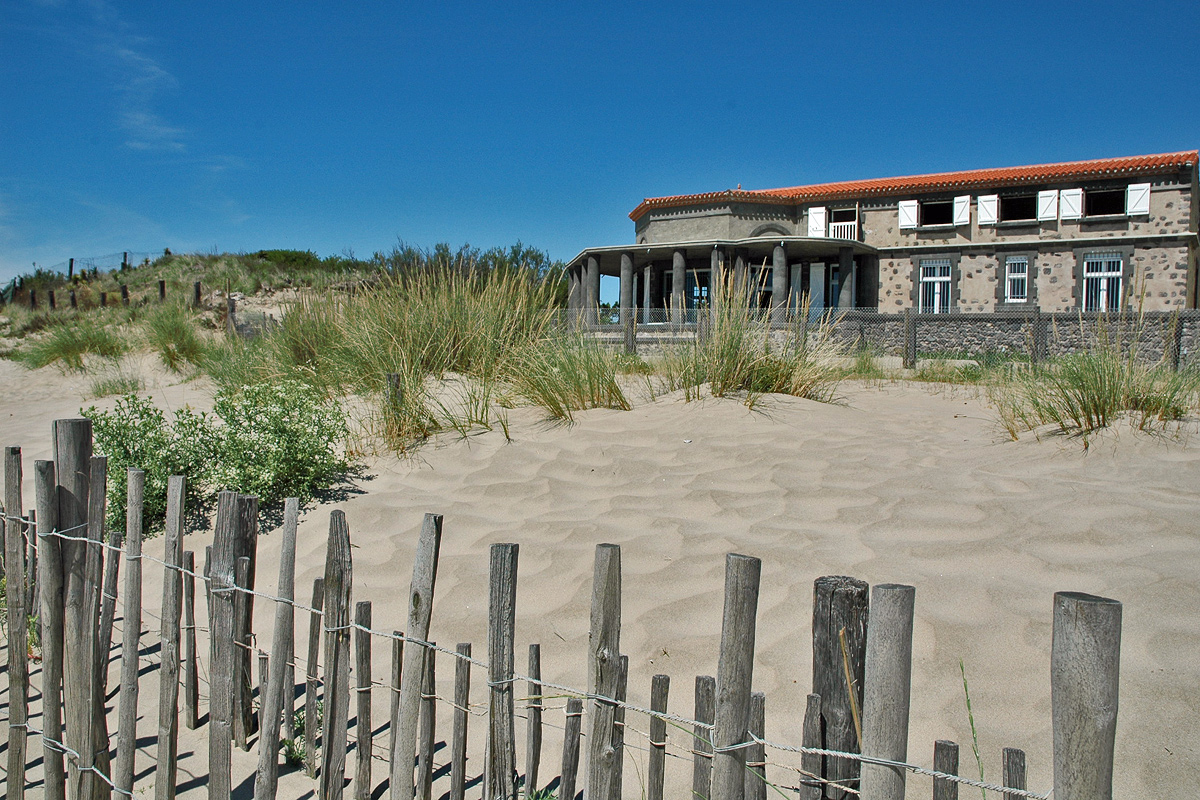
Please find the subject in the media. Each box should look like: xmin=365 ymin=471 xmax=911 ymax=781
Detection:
xmin=16 ymin=314 xmax=128 ymax=370
xmin=990 ymin=346 xmax=1200 ymax=439
xmin=655 ymin=276 xmax=848 ymax=407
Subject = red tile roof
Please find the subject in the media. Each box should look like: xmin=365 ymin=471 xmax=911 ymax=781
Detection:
xmin=629 ymin=150 xmax=1199 ymax=221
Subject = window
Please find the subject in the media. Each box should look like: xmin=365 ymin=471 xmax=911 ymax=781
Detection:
xmin=919 ymin=200 xmax=953 ymax=226
xmin=1083 ymin=252 xmax=1122 ymax=312
xmin=998 ymin=195 xmax=1037 ymax=222
xmin=919 ymin=258 xmax=952 ymax=313
xmin=831 ymin=208 xmax=857 ymax=223
xmin=1004 ymin=256 xmax=1029 ymax=303
xmin=1085 ymin=189 xmax=1124 ymax=217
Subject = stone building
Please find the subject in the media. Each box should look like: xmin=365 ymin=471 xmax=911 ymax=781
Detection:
xmin=566 ymin=150 xmax=1199 ymax=320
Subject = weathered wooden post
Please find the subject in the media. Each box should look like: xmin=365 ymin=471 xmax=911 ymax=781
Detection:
xmin=1002 ymin=747 xmax=1026 ymax=800
xmin=559 ymin=698 xmax=584 ymax=800
xmin=208 ymin=490 xmax=240 ymax=800
xmin=355 ymin=601 xmax=374 ymax=800
xmin=193 ymin=281 xmax=202 ymax=308
xmin=227 ymin=296 xmax=236 ymax=335
xmin=932 ymin=740 xmax=958 ymax=800
xmin=305 ymin=577 xmax=325 ymax=778
xmin=586 ymin=544 xmax=622 ymax=800
xmin=525 ymin=644 xmax=543 ymax=797
xmin=69 ymin=257 xmax=75 ymax=279
xmin=5 ymin=446 xmax=28 ymax=799
xmin=812 ymin=575 xmax=868 ymax=798
xmin=36 ymin=458 xmax=67 ymax=800
xmin=254 ymin=497 xmax=299 ymax=800
xmin=233 ymin=494 xmax=260 ymax=745
xmin=57 ymin=417 xmax=97 ymax=798
xmin=182 ymin=551 xmax=200 ymax=730
xmin=450 ymin=643 xmax=472 ymax=800
xmin=647 ymin=675 xmax=670 ymax=800
xmin=903 ymin=309 xmax=916 ymax=369
xmin=99 ymin=291 xmax=107 ymax=307
xmin=29 ymin=289 xmax=37 ymax=309
xmin=159 ymin=279 xmax=167 ymax=301
xmin=156 ymin=476 xmax=187 ymax=800
xmin=114 ymin=468 xmax=145 ymax=794
xmin=745 ymin=692 xmax=767 ymax=800
xmin=610 ymin=655 xmax=629 ymax=800
xmin=70 ymin=289 xmax=77 ymax=309
xmin=234 ymin=556 xmax=255 ymax=753
xmin=49 ymin=289 xmax=56 ymax=309
xmin=120 ymin=283 xmax=130 ymax=305
xmin=417 ymin=644 xmax=437 ymax=800
xmin=800 ymin=694 xmax=823 ymax=800
xmin=859 ymin=584 xmax=916 ymax=800
xmin=389 ymin=632 xmax=404 ymax=780
xmin=711 ymin=553 xmax=762 ymax=800
xmin=693 ymin=675 xmax=717 ymax=800
xmin=320 ymin=511 xmax=354 ymax=800
xmin=390 ymin=513 xmax=443 ymax=800
xmin=1051 ymin=591 xmax=1121 ymax=800
xmin=486 ymin=543 xmax=519 ymax=800
xmin=233 ymin=555 xmax=254 ymax=751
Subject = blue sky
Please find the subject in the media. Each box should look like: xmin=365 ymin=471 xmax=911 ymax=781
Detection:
xmin=2 ymin=0 xmax=1198 ymax=281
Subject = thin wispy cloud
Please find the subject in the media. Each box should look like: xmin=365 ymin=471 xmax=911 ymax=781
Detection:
xmin=107 ymin=43 xmax=186 ymax=152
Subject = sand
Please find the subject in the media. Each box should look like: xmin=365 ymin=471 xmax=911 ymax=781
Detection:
xmin=1 ymin=358 xmax=1198 ymax=799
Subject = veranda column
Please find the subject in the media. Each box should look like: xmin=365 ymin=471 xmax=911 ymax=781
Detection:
xmin=771 ymin=244 xmax=788 ymax=319
xmin=619 ymin=252 xmax=634 ymax=326
xmin=733 ymin=250 xmax=747 ymax=295
xmin=672 ymin=250 xmax=686 ymax=321
xmin=568 ymin=265 xmax=581 ymax=319
xmin=642 ymin=265 xmax=651 ymax=320
xmin=838 ymin=246 xmax=855 ymax=310
xmin=586 ymin=254 xmax=601 ymax=325
xmin=711 ymin=247 xmax=725 ymax=305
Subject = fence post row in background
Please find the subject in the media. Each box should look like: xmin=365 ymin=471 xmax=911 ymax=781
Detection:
xmin=4 ymin=418 xmax=1127 ymax=800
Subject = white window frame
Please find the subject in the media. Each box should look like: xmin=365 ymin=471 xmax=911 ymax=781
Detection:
xmin=1004 ymin=256 xmax=1029 ymax=303
xmin=919 ymin=258 xmax=952 ymax=314
xmin=1083 ymin=252 xmax=1123 ymax=312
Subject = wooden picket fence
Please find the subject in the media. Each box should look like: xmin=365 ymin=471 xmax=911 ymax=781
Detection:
xmin=0 ymin=419 xmax=1123 ymax=800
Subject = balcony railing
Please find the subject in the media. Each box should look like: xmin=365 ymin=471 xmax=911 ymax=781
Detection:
xmin=827 ymin=220 xmax=859 ymax=240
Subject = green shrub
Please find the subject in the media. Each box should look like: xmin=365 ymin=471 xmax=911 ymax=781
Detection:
xmin=211 ymin=381 xmax=349 ymax=501
xmin=655 ymin=277 xmax=847 ymax=407
xmin=143 ymin=303 xmax=207 ymax=371
xmin=508 ymin=336 xmax=630 ymax=421
xmin=86 ymin=381 xmax=349 ymax=531
xmin=18 ymin=317 xmax=127 ymax=370
xmin=86 ymin=395 xmax=219 ymax=530
xmin=990 ymin=347 xmax=1200 ymax=439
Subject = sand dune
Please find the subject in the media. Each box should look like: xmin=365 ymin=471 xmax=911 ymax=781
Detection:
xmin=1 ymin=359 xmax=1198 ymax=798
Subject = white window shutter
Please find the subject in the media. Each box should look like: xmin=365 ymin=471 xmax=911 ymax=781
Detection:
xmin=1127 ymin=183 xmax=1151 ymax=215
xmin=1060 ymin=188 xmax=1082 ymax=220
xmin=807 ymin=206 xmax=827 ymax=237
xmin=953 ymin=195 xmax=970 ymax=226
xmin=978 ymin=194 xmax=998 ymax=225
xmin=898 ymin=200 xmax=918 ymax=229
xmin=1038 ymin=190 xmax=1059 ymax=221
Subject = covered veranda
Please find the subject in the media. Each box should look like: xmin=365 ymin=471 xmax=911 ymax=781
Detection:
xmin=564 ymin=236 xmax=880 ymax=324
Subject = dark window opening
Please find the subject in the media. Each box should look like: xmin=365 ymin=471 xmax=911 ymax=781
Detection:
xmin=999 ymin=195 xmax=1037 ymax=222
xmin=919 ymin=200 xmax=953 ymax=226
xmin=831 ymin=208 xmax=857 ymax=222
xmin=1085 ymin=189 xmax=1124 ymax=217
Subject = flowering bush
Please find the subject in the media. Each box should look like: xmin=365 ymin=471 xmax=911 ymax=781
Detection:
xmin=86 ymin=380 xmax=349 ymax=531
xmin=211 ymin=381 xmax=349 ymax=502
xmin=86 ymin=395 xmax=219 ymax=530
